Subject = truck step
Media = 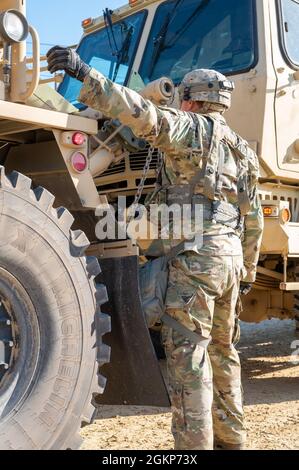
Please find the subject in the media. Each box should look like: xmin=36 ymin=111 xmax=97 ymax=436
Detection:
xmin=280 ymin=282 xmax=299 ymax=291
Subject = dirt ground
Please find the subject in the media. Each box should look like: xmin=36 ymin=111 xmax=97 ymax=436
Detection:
xmin=81 ymin=319 xmax=299 ymax=450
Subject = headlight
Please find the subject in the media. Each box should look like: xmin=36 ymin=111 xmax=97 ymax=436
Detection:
xmin=0 ymin=9 xmax=29 ymax=44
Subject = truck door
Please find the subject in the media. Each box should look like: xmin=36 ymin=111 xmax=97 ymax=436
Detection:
xmin=273 ymin=0 xmax=299 ymax=173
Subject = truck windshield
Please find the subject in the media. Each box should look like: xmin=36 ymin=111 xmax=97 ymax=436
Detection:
xmin=59 ymin=10 xmax=146 ymax=109
xmin=139 ymin=0 xmax=257 ymax=85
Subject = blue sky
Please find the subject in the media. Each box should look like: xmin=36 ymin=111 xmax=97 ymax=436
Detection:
xmin=27 ymin=0 xmax=124 ymax=55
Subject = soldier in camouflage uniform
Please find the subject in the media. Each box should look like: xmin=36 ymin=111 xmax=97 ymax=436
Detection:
xmin=47 ymin=47 xmax=264 ymax=450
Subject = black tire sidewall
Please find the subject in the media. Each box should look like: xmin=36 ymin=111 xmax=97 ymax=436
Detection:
xmin=0 ymin=185 xmax=97 ymax=450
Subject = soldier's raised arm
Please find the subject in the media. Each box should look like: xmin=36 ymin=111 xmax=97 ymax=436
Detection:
xmin=46 ymin=46 xmax=206 ymax=154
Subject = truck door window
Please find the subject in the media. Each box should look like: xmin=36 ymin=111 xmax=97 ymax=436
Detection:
xmin=59 ymin=11 xmax=146 ymax=109
xmin=279 ymin=0 xmax=299 ymax=67
xmin=139 ymin=0 xmax=257 ymax=85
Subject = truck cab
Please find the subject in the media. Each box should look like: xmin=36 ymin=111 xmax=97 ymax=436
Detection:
xmin=59 ymin=0 xmax=299 ymax=324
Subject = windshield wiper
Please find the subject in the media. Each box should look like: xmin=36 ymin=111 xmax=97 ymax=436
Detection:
xmin=103 ymin=8 xmax=134 ymax=83
xmin=148 ymin=0 xmax=211 ymax=76
xmin=163 ymin=0 xmax=211 ymax=50
xmin=103 ymin=8 xmax=119 ymax=59
xmin=112 ymin=24 xmax=134 ymax=82
xmin=148 ymin=0 xmax=183 ymax=76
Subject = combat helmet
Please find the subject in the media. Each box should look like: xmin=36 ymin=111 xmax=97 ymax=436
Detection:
xmin=178 ymin=69 xmax=235 ymax=111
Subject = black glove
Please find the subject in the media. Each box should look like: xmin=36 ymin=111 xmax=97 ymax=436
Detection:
xmin=47 ymin=46 xmax=91 ymax=82
xmin=240 ymin=282 xmax=252 ymax=296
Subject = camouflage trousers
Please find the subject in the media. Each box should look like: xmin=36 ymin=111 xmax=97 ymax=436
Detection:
xmin=162 ymin=251 xmax=246 ymax=450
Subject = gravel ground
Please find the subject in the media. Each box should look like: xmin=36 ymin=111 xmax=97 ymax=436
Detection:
xmin=81 ymin=319 xmax=299 ymax=450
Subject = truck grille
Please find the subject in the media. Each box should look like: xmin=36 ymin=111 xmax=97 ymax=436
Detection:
xmin=129 ymin=147 xmax=159 ymax=171
xmin=95 ymin=146 xmax=159 ymax=196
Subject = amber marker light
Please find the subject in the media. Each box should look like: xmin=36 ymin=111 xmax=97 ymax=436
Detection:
xmin=263 ymin=206 xmax=277 ymax=217
xmin=82 ymin=18 xmax=93 ymax=28
xmin=280 ymin=208 xmax=291 ymax=224
xmin=129 ymin=0 xmax=143 ymax=6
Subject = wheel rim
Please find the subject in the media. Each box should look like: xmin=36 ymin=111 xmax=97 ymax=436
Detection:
xmin=0 ymin=296 xmax=15 ymax=386
xmin=0 ymin=267 xmax=40 ymax=421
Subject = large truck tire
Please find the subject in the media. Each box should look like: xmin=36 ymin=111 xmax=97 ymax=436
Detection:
xmin=0 ymin=167 xmax=110 ymax=450
xmin=294 ymin=266 xmax=299 ymax=335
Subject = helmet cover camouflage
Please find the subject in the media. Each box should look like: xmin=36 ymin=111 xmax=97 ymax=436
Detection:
xmin=178 ymin=69 xmax=234 ymax=109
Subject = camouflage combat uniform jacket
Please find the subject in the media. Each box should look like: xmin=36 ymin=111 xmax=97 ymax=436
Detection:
xmin=79 ymin=69 xmax=264 ymax=284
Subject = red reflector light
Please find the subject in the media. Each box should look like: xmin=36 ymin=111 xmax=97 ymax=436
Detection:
xmin=72 ymin=132 xmax=86 ymax=146
xmin=71 ymin=152 xmax=87 ymax=173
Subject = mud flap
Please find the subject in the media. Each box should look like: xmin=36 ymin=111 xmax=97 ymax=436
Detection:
xmin=95 ymin=255 xmax=170 ymax=407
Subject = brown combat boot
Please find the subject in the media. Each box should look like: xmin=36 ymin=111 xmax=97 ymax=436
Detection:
xmin=214 ymin=440 xmax=246 ymax=451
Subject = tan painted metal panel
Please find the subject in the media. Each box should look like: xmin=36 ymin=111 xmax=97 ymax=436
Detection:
xmin=280 ymin=282 xmax=299 ymax=291
xmin=53 ymin=130 xmax=107 ymax=209
xmin=0 ymin=100 xmax=98 ymax=134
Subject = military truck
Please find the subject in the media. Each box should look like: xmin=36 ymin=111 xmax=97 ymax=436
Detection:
xmin=1 ymin=0 xmax=299 ymax=450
